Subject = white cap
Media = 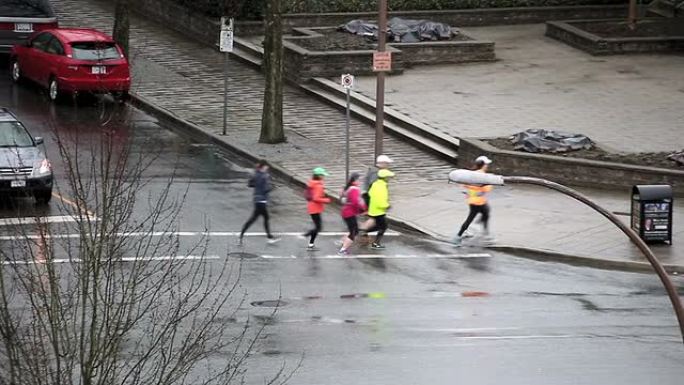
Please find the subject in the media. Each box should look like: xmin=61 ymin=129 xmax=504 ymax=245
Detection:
xmin=376 ymin=155 xmax=393 ymax=164
xmin=476 ymin=155 xmax=492 ymax=165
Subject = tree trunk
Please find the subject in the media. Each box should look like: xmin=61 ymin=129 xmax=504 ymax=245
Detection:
xmin=259 ymin=0 xmax=286 ymax=144
xmin=628 ymin=0 xmax=638 ymax=30
xmin=113 ymin=0 xmax=130 ymax=57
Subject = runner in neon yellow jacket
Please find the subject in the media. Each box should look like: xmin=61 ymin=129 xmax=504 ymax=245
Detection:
xmin=364 ymin=169 xmax=394 ymax=249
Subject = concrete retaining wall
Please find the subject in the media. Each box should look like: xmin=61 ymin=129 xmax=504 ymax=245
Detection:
xmin=458 ymin=138 xmax=684 ymax=194
xmin=236 ymin=5 xmax=628 ymax=35
xmin=546 ymin=19 xmax=684 ymax=55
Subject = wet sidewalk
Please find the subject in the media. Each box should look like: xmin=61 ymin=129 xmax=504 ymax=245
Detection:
xmin=52 ymin=0 xmax=683 ymax=272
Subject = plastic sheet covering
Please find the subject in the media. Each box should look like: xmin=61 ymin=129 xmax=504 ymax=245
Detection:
xmin=339 ymin=17 xmax=456 ymax=42
xmin=668 ymin=150 xmax=684 ymax=166
xmin=510 ymin=129 xmax=594 ymax=153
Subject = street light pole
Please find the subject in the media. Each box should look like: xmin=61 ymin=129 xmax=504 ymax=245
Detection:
xmin=374 ymin=0 xmax=388 ymax=160
xmin=448 ymin=170 xmax=684 ymax=344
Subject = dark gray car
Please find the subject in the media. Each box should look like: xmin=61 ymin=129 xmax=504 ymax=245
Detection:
xmin=0 ymin=107 xmax=52 ymax=204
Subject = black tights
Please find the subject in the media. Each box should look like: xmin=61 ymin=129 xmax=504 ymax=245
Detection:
xmin=458 ymin=204 xmax=490 ymax=236
xmin=240 ymin=203 xmax=272 ymax=238
xmin=366 ymin=215 xmax=388 ymax=244
xmin=305 ymin=214 xmax=322 ymax=244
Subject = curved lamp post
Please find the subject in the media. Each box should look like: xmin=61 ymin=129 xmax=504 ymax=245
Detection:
xmin=448 ymin=169 xmax=684 ymax=344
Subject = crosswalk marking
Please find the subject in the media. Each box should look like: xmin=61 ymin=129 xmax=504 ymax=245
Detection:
xmin=0 ymin=215 xmax=98 ymax=227
xmin=260 ymin=253 xmax=491 ymax=260
xmin=0 ymin=231 xmax=402 ymax=241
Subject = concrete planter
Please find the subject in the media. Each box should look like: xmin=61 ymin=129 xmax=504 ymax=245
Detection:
xmin=459 ymin=138 xmax=684 ymax=195
xmin=546 ymin=18 xmax=684 ymax=55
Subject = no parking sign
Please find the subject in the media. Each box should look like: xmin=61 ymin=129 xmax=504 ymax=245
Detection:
xmin=341 ymin=74 xmax=354 ymax=89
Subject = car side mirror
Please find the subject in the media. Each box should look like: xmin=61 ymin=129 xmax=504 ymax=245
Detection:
xmin=34 ymin=137 xmax=44 ymax=145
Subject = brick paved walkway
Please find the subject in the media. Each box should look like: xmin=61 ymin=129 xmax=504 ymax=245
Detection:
xmin=53 ymin=0 xmax=451 ymax=192
xmin=353 ymin=24 xmax=684 ymax=154
xmin=50 ymin=0 xmax=684 ymax=270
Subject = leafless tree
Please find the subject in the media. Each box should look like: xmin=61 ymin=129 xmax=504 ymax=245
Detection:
xmin=0 ymin=102 xmax=297 ymax=384
xmin=113 ymin=0 xmax=131 ymax=57
xmin=260 ymin=0 xmax=286 ymax=144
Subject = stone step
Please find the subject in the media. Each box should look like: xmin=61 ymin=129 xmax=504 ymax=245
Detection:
xmin=299 ymin=82 xmax=458 ymax=163
xmin=648 ymin=0 xmax=684 ymax=17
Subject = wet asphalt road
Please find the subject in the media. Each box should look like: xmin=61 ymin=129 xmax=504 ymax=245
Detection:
xmin=1 ymin=64 xmax=683 ymax=384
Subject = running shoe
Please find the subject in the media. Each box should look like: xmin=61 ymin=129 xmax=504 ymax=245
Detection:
xmin=267 ymin=237 xmax=281 ymax=245
xmin=237 ymin=237 xmax=244 ymax=246
xmin=462 ymin=230 xmax=475 ymax=239
xmin=307 ymin=243 xmax=317 ymax=251
xmin=337 ymin=248 xmax=349 ymax=256
xmin=451 ymin=235 xmax=462 ymax=247
xmin=371 ymin=243 xmax=385 ymax=250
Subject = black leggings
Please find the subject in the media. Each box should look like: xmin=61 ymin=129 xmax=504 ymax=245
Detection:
xmin=458 ymin=204 xmax=490 ymax=236
xmin=305 ymin=213 xmax=322 ymax=244
xmin=344 ymin=216 xmax=359 ymax=241
xmin=240 ymin=202 xmax=272 ymax=238
xmin=366 ymin=215 xmax=388 ymax=243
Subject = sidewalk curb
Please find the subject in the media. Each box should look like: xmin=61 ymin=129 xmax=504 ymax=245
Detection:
xmin=489 ymin=245 xmax=684 ymax=275
xmin=129 ymin=93 xmax=684 ymax=275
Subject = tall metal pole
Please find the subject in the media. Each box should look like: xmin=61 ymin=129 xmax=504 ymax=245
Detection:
xmin=503 ymin=176 xmax=684 ymax=344
xmin=222 ymin=52 xmax=228 ymax=136
xmin=374 ymin=0 xmax=388 ymax=160
xmin=345 ymin=87 xmax=351 ymax=182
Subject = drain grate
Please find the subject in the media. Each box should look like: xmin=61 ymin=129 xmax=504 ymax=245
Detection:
xmin=251 ymin=300 xmax=288 ymax=308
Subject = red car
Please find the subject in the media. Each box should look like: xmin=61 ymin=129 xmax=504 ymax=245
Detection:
xmin=10 ymin=28 xmax=131 ymax=101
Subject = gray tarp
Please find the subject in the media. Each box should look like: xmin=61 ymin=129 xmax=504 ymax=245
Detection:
xmin=338 ymin=17 xmax=456 ymax=43
xmin=510 ymin=129 xmax=594 ymax=153
xmin=668 ymin=150 xmax=684 ymax=166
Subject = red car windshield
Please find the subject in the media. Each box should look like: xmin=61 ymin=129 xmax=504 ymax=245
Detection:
xmin=70 ymin=41 xmax=120 ymax=60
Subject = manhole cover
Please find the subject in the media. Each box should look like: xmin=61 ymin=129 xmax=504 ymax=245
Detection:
xmin=228 ymin=252 xmax=259 ymax=259
xmin=251 ymin=300 xmax=288 ymax=308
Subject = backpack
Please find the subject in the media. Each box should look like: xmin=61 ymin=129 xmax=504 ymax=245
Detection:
xmin=304 ymin=185 xmax=314 ymax=201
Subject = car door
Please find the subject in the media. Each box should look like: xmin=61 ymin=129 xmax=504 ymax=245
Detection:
xmin=40 ymin=36 xmax=66 ymax=85
xmin=21 ymin=32 xmax=52 ymax=81
xmin=29 ymin=33 xmax=57 ymax=86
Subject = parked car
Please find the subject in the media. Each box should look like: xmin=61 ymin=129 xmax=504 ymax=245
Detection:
xmin=0 ymin=0 xmax=58 ymax=53
xmin=0 ymin=108 xmax=53 ymax=204
xmin=10 ymin=28 xmax=131 ymax=101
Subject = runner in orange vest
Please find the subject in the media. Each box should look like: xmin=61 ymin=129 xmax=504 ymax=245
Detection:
xmin=453 ymin=156 xmax=493 ymax=246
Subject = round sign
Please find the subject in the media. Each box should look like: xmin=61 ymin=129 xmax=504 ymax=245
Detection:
xmin=341 ymin=74 xmax=354 ymax=89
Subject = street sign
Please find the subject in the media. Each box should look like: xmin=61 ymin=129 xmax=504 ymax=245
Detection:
xmin=373 ymin=51 xmax=391 ymax=72
xmin=219 ymin=17 xmax=234 ymax=53
xmin=341 ymin=74 xmax=354 ymax=89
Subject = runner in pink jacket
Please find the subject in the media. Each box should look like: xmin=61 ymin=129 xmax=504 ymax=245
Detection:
xmin=339 ymin=173 xmax=367 ymax=255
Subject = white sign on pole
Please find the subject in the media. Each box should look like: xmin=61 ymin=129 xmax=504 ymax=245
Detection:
xmin=341 ymin=74 xmax=355 ymax=89
xmin=219 ymin=17 xmax=234 ymax=53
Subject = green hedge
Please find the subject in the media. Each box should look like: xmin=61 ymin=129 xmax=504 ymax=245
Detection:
xmin=174 ymin=0 xmax=625 ymax=20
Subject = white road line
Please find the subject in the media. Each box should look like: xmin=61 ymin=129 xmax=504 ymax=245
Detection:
xmin=0 ymin=231 xmax=402 ymax=241
xmin=260 ymin=253 xmax=491 ymax=260
xmin=1 ymin=255 xmax=221 ymax=265
xmin=0 ymin=215 xmax=98 ymax=227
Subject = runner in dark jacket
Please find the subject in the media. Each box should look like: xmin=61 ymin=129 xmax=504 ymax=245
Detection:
xmin=239 ymin=160 xmax=280 ymax=245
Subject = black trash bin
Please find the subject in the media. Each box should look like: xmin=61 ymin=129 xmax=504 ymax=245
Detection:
xmin=631 ymin=185 xmax=673 ymax=245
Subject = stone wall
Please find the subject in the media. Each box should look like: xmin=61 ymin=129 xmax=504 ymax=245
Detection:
xmin=283 ymin=43 xmax=404 ymax=83
xmin=546 ymin=19 xmax=684 ymax=55
xmin=458 ymin=138 xmax=684 ymax=194
xmin=395 ymin=41 xmax=496 ymax=66
xmin=236 ymin=5 xmax=628 ymax=35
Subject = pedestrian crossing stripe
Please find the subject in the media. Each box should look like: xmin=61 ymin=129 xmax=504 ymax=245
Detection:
xmin=0 ymin=231 xmax=402 ymax=241
xmin=260 ymin=253 xmax=491 ymax=260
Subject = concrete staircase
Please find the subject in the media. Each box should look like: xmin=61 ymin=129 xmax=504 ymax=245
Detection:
xmin=648 ymin=0 xmax=684 ymax=17
xmin=230 ymin=35 xmax=460 ymax=164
